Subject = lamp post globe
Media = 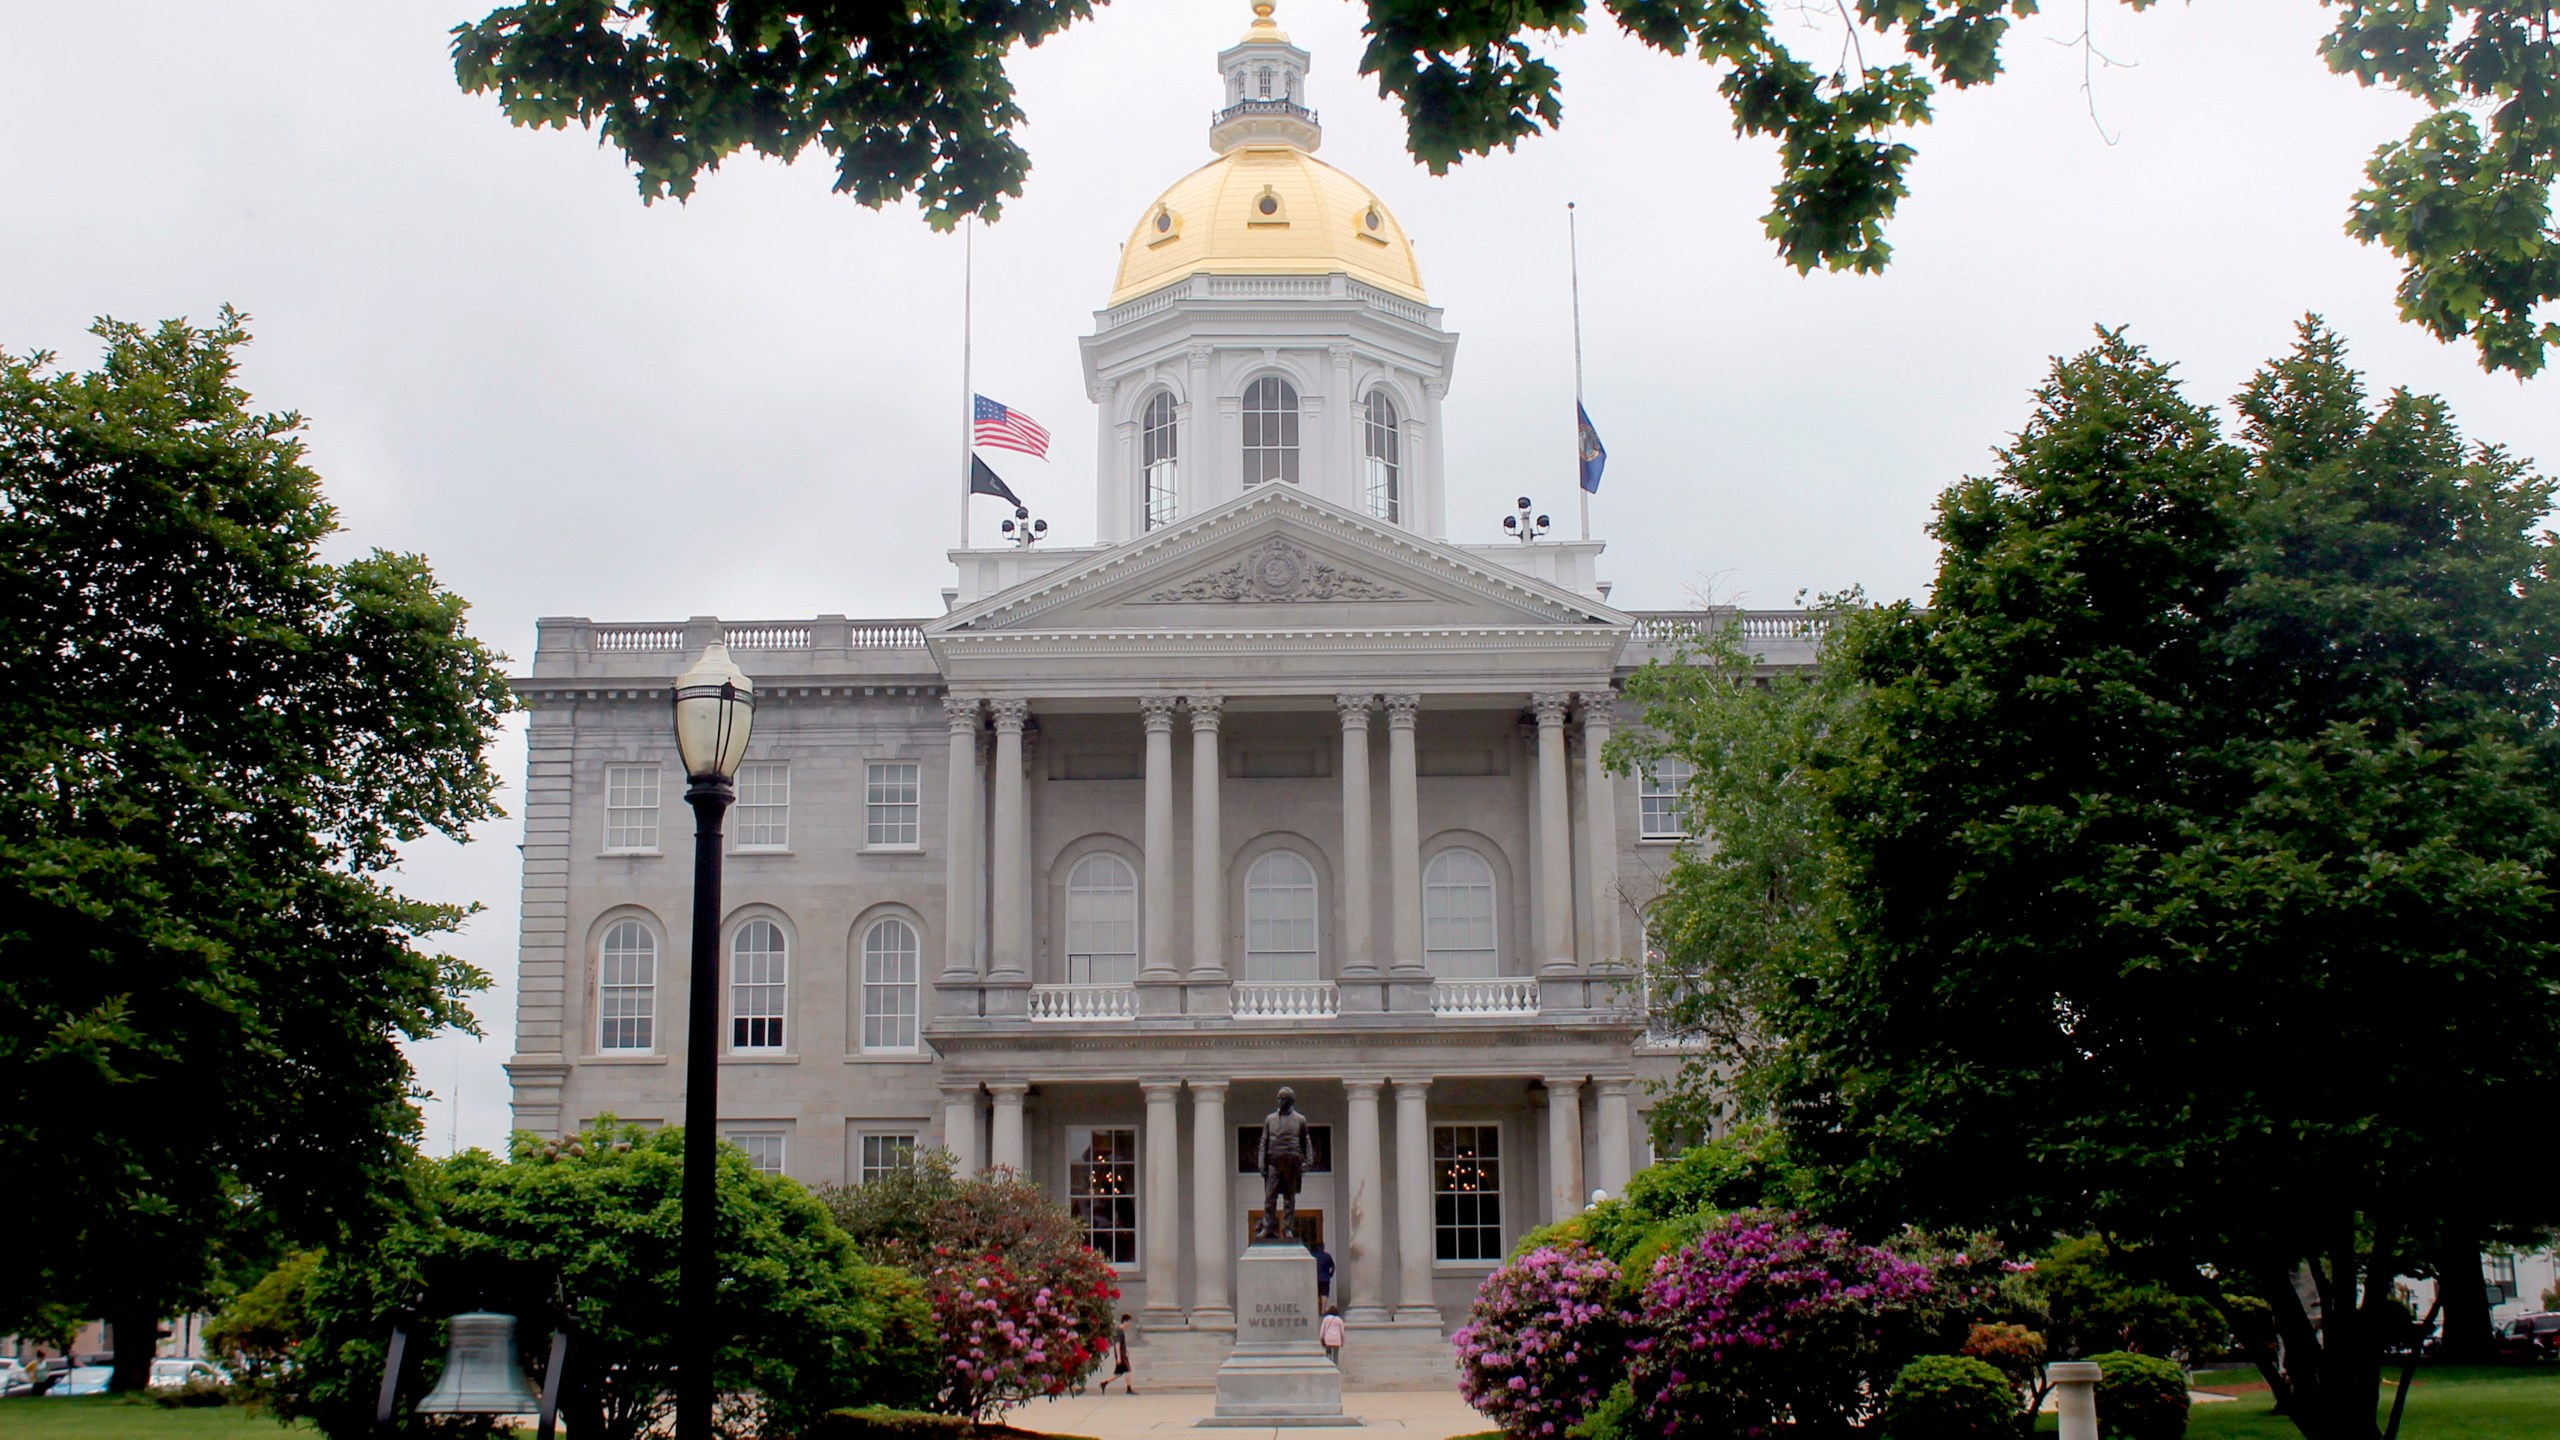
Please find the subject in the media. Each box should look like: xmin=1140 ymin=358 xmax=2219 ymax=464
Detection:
xmin=669 ymin=640 xmax=754 ymax=1440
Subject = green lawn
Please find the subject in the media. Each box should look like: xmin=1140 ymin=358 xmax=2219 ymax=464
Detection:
xmin=0 ymin=1396 xmax=306 ymax=1437
xmin=2031 ymin=1364 xmax=2560 ymax=1440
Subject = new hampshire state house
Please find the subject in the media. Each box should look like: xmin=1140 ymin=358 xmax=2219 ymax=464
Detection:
xmin=504 ymin=5 xmax=1807 ymax=1385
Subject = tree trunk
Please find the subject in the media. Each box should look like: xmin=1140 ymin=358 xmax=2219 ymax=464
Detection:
xmin=102 ymin=1307 xmax=159 ymax=1393
xmin=2431 ymin=1239 xmax=2494 ymax=1363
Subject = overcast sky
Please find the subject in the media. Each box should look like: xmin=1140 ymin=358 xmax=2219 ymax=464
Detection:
xmin=7 ymin=1 xmax=2553 ymax=1156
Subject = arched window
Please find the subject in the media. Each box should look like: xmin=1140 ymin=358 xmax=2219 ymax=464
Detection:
xmin=1244 ymin=851 xmax=1319 ymax=981
xmin=1241 ymin=376 xmax=1300 ymax=486
xmin=1363 ymin=390 xmax=1401 ymax=523
xmin=862 ymin=917 xmax=921 ymax=1051
xmin=1142 ymin=392 xmax=1179 ymax=531
xmin=1257 ymin=66 xmax=1274 ymax=99
xmin=1066 ymin=853 xmax=1139 ymax=985
xmin=730 ymin=919 xmax=787 ymax=1051
xmin=1424 ymin=849 xmax=1498 ymax=977
xmin=598 ymin=919 xmax=656 ymax=1051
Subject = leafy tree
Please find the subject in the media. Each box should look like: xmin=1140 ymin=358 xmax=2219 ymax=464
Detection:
xmin=203 ymin=1250 xmax=322 ymax=1394
xmin=452 ymin=3 xmax=2560 ymax=375
xmin=0 ymin=311 xmax=514 ymax=1391
xmin=1729 ymin=321 xmax=2560 ymax=1440
xmin=2022 ymin=1235 xmax=2228 ymax=1360
xmin=282 ymin=1124 xmax=936 ymax=1440
xmin=818 ymin=1152 xmax=1119 ymax=1420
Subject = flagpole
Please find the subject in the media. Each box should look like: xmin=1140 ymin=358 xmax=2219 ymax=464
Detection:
xmin=959 ymin=218 xmax=975 ymax=550
xmin=1569 ymin=201 xmax=1589 ymax=541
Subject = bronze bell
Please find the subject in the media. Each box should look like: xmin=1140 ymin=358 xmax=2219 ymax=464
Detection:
xmin=414 ymin=1311 xmax=542 ymax=1417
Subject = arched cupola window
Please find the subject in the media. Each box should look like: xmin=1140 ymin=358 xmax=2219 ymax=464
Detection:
xmin=1241 ymin=376 xmax=1300 ymax=486
xmin=1257 ymin=66 xmax=1274 ymax=98
xmin=1142 ymin=391 xmax=1179 ymax=530
xmin=1363 ymin=389 xmax=1401 ymax=523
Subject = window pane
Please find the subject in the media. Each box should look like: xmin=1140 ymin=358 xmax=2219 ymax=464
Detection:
xmin=1364 ymin=391 xmax=1400 ymax=522
xmin=863 ymin=918 xmax=921 ymax=1050
xmin=1433 ymin=1123 xmax=1503 ymax=1261
xmin=1241 ymin=377 xmax=1300 ymax=486
xmin=867 ymin=760 xmax=922 ymax=847
xmin=859 ymin=1133 xmax=918 ymax=1184
xmin=735 ymin=761 xmax=789 ymax=848
xmin=730 ymin=919 xmax=787 ymax=1050
xmin=729 ymin=1131 xmax=785 ymax=1175
xmin=605 ymin=764 xmax=660 ymax=850
xmin=1641 ymin=757 xmax=1696 ymax=839
xmin=1244 ymin=851 xmax=1319 ymax=981
xmin=1067 ymin=853 xmax=1139 ymax=985
xmin=1069 ymin=1127 xmax=1140 ymax=1264
xmin=1144 ymin=392 xmax=1180 ymax=531
xmin=599 ymin=920 xmax=656 ymax=1051
xmin=1425 ymin=849 xmax=1498 ymax=977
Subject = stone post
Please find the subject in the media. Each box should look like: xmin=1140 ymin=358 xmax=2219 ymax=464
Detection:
xmin=1343 ymin=1078 xmax=1388 ymax=1324
xmin=1139 ymin=697 xmax=1182 ymax=1014
xmin=1141 ymin=1080 xmax=1184 ymax=1320
xmin=988 ymin=1081 xmax=1028 ymax=1173
xmin=1191 ymin=1081 xmax=1234 ymax=1325
xmin=1384 ymin=695 xmax=1425 ymax=1008
xmin=1188 ymin=697 xmax=1230 ymax=1010
xmin=1593 ymin=1077 xmax=1635 ymax=1200
xmin=1393 ymin=1078 xmax=1435 ymax=1322
xmin=940 ymin=1084 xmax=982 ymax=1179
xmin=941 ymin=698 xmax=983 ymax=988
xmin=2050 ymin=1361 xmax=2100 ymax=1440
xmin=1544 ymin=1076 xmax=1584 ymax=1224
xmin=1532 ymin=694 xmax=1575 ymax=975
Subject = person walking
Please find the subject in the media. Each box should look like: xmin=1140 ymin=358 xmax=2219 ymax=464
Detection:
xmin=1320 ymin=1307 xmax=1346 ymax=1367
xmin=1097 ymin=1313 xmax=1137 ymax=1395
xmin=1311 ymin=1239 xmax=1336 ymax=1307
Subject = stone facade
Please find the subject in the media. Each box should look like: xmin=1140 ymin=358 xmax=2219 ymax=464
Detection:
xmin=502 ymin=4 xmax=1823 ymax=1386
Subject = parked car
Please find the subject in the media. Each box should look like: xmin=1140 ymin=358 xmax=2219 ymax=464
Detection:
xmin=148 ymin=1358 xmax=229 ymax=1390
xmin=0 ymin=1357 xmax=31 ymax=1397
xmin=46 ymin=1365 xmax=113 ymax=1397
xmin=2494 ymin=1312 xmax=2560 ymax=1358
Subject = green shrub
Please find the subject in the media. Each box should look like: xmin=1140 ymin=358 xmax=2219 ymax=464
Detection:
xmin=1961 ymin=1321 xmax=2046 ymax=1397
xmin=1566 ymin=1379 xmax=1636 ymax=1440
xmin=204 ymin=1249 xmax=319 ymax=1394
xmin=153 ymin=1377 xmax=235 ymax=1408
xmin=804 ymin=1406 xmax=976 ymax=1439
xmin=2088 ymin=1351 xmax=2189 ymax=1440
xmin=1881 ymin=1356 xmax=2018 ymax=1440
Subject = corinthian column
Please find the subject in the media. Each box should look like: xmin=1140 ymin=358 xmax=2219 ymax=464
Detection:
xmin=1139 ymin=697 xmax=1181 ymax=990
xmin=1531 ymin=693 xmax=1575 ymax=974
xmin=1188 ymin=696 xmax=1227 ymax=988
xmin=1384 ymin=694 xmax=1423 ymax=976
xmin=988 ymin=699 xmax=1030 ymax=984
xmin=1337 ymin=694 xmax=1376 ymax=978
xmin=941 ymin=696 xmax=982 ymax=985
xmin=1579 ymin=691 xmax=1621 ymax=970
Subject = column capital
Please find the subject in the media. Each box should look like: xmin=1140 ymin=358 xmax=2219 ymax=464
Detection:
xmin=1382 ymin=693 xmax=1421 ymax=728
xmin=987 ymin=1080 xmax=1030 ymax=1098
xmin=1189 ymin=1078 xmax=1231 ymax=1099
xmin=1187 ymin=694 xmax=1225 ymax=729
xmin=1343 ymin=1077 xmax=1386 ymax=1100
xmin=1139 ymin=695 xmax=1181 ymax=731
xmin=1541 ymin=1075 xmax=1585 ymax=1096
xmin=989 ymin=698 xmax=1031 ymax=731
xmin=1335 ymin=692 xmax=1375 ymax=728
xmin=1530 ymin=692 xmax=1574 ymax=726
xmin=1187 ymin=344 xmax=1215 ymax=369
xmin=1328 ymin=343 xmax=1355 ymax=368
xmin=1576 ymin=690 xmax=1616 ymax=726
xmin=944 ymin=694 xmax=984 ymax=727
xmin=1140 ymin=1078 xmax=1184 ymax=1098
xmin=1422 ymin=376 xmax=1449 ymax=399
xmin=1595 ymin=1075 xmax=1636 ymax=1098
xmin=940 ymin=1083 xmax=981 ymax=1103
xmin=1391 ymin=1076 xmax=1432 ymax=1098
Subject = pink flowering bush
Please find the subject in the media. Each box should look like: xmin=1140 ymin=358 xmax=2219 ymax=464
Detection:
xmin=1631 ymin=1210 xmax=1943 ymax=1438
xmin=1454 ymin=1243 xmax=1630 ymax=1439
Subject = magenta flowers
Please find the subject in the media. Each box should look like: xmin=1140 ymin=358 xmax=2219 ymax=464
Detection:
xmin=1454 ymin=1243 xmax=1629 ymax=1438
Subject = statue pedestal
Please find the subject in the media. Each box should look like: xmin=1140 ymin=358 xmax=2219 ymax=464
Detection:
xmin=1196 ymin=1240 xmax=1360 ymax=1427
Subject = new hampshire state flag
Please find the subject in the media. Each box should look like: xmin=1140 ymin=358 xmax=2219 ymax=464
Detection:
xmin=1577 ymin=403 xmax=1607 ymax=494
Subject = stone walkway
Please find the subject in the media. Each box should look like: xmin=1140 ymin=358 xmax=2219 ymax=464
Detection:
xmin=1002 ymin=1390 xmax=1486 ymax=1440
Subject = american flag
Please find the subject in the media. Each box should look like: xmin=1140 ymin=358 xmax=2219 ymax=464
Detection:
xmin=973 ymin=394 xmax=1052 ymax=459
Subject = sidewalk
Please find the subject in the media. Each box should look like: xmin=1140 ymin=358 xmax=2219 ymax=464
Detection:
xmin=1002 ymin=1390 xmax=1487 ymax=1440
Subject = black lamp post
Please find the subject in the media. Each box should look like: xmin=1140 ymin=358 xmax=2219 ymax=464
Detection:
xmin=670 ymin=641 xmax=755 ymax=1440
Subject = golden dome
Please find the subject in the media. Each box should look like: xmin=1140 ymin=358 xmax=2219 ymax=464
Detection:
xmin=1111 ymin=146 xmax=1426 ymax=307
xmin=1240 ymin=1 xmax=1290 ymax=44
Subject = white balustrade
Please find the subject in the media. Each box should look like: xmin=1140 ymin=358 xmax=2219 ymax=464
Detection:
xmin=1028 ymin=984 xmax=1139 ymax=1021
xmin=1231 ymin=982 xmax=1340 ymax=1019
xmin=591 ymin=624 xmax=685 ymax=652
xmin=1431 ymin=977 xmax=1540 ymax=1017
xmin=724 ymin=622 xmax=813 ymax=650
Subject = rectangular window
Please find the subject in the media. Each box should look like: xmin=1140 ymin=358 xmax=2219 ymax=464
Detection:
xmin=735 ymin=761 xmax=789 ymax=849
xmin=1433 ymin=1124 xmax=1503 ymax=1262
xmin=866 ymin=760 xmax=922 ymax=847
xmin=728 ymin=1131 xmax=785 ymax=1176
xmin=1639 ymin=757 xmax=1696 ymax=840
xmin=1068 ymin=1127 xmax=1139 ymax=1265
xmin=604 ymin=764 xmax=661 ymax=851
xmin=1235 ymin=1125 xmax=1334 ymax=1174
xmin=858 ymin=1133 xmax=918 ymax=1184
xmin=2486 ymin=1253 xmax=2520 ymax=1300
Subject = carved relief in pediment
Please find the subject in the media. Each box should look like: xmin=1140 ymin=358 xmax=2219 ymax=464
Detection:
xmin=1144 ymin=539 xmax=1409 ymax=604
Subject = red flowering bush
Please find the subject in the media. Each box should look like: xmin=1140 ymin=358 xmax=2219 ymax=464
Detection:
xmin=1454 ymin=1244 xmax=1629 ymax=1438
xmin=1630 ymin=1210 xmax=1943 ymax=1438
xmin=822 ymin=1155 xmax=1119 ymax=1420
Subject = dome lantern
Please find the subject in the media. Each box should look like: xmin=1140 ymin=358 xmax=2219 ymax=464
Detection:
xmin=1212 ymin=2 xmax=1319 ymax=154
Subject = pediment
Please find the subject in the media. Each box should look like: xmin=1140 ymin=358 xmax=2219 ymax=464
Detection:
xmin=929 ymin=487 xmax=1630 ymax=637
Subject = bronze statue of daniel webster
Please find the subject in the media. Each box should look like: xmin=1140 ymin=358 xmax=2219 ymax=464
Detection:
xmin=1257 ymin=1087 xmax=1309 ymax=1241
